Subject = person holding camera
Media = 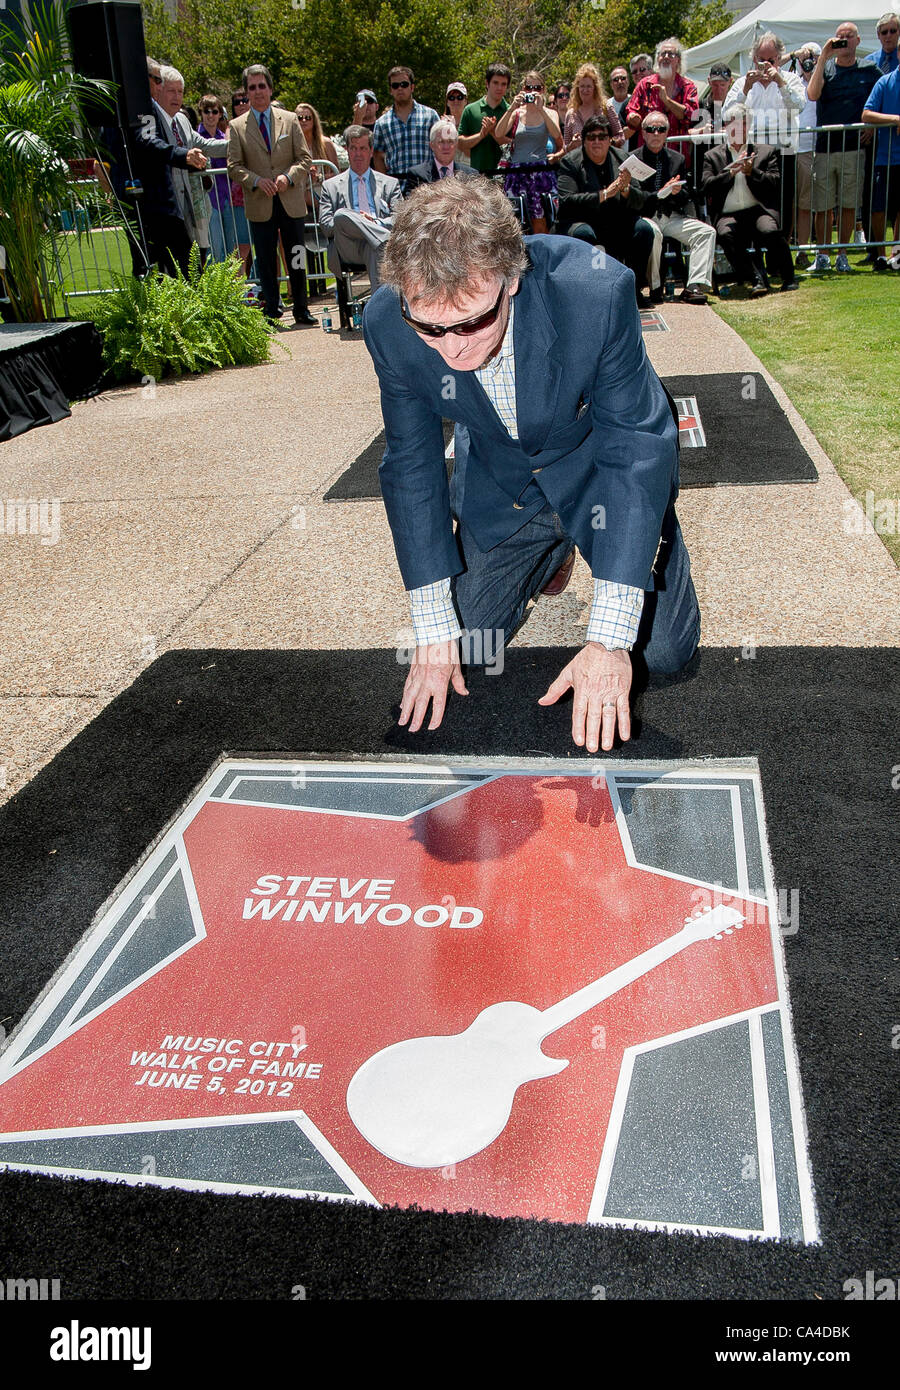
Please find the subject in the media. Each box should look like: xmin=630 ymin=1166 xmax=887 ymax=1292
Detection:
xmin=723 ymin=34 xmax=805 ymax=242
xmin=493 ymin=72 xmax=563 ymax=233
xmin=806 ymin=23 xmax=880 ymax=269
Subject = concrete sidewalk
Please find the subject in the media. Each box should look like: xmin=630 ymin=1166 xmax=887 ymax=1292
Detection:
xmin=1 ymin=301 xmax=898 ymax=803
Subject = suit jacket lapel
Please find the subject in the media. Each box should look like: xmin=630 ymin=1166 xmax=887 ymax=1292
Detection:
xmin=512 ymin=270 xmax=563 ymax=455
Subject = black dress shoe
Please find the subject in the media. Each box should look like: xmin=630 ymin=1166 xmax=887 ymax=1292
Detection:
xmin=293 ymin=310 xmax=317 ymax=326
xmin=636 ymin=289 xmax=650 ymax=308
xmin=679 ymin=287 xmax=708 ymax=304
xmin=780 ymin=279 xmax=800 ymax=291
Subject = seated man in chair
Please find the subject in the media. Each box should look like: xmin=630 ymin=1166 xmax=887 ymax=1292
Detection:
xmin=635 ymin=111 xmax=716 ymax=303
xmin=318 ymin=124 xmax=402 ymax=314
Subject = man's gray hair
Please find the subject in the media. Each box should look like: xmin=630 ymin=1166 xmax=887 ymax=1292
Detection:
xmin=242 ymin=64 xmax=274 ymax=91
xmin=343 ymin=124 xmax=373 ymax=146
xmin=751 ymin=30 xmax=785 ymax=63
xmin=726 ymin=102 xmax=749 ymax=125
xmin=877 ymin=11 xmax=900 ymax=31
xmin=430 ymin=118 xmax=458 ymax=146
xmin=655 ymin=37 xmax=683 ymax=67
xmin=630 ymin=52 xmax=653 ymax=71
xmin=379 ymin=177 xmax=529 ymax=306
xmin=159 ymin=65 xmax=184 ymax=87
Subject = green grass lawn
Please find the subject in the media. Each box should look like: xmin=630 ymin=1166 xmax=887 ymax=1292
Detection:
xmin=713 ymin=259 xmax=900 ymax=565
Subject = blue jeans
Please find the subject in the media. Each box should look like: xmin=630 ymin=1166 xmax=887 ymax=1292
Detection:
xmin=451 ymin=501 xmax=700 ymax=674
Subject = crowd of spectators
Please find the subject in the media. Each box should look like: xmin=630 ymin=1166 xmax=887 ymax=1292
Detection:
xmin=121 ymin=15 xmax=900 ymax=322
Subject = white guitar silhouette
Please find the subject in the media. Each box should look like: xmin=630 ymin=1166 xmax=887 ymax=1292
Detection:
xmin=346 ymin=904 xmax=745 ymax=1169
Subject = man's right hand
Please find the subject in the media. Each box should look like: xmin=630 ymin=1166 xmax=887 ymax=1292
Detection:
xmin=256 ymin=177 xmax=279 ymax=196
xmin=185 ymin=149 xmax=207 ymax=170
xmin=398 ymin=640 xmax=468 ymax=733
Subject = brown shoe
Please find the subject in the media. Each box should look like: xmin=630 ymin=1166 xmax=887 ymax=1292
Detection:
xmin=541 ymin=549 xmax=576 ymax=596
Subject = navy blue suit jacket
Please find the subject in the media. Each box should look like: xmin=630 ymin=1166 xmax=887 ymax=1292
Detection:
xmin=362 ymin=235 xmax=678 ymax=592
xmin=132 ymin=106 xmax=190 ymax=220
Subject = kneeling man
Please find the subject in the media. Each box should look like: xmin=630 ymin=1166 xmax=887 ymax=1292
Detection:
xmin=362 ymin=178 xmax=700 ymax=753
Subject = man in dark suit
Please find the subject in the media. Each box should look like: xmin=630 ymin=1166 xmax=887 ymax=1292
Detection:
xmin=635 ymin=111 xmax=716 ymax=303
xmin=132 ymin=79 xmax=208 ymax=275
xmin=363 ymin=177 xmax=699 ymax=754
xmin=227 ymin=64 xmax=314 ymax=323
xmin=701 ymin=104 xmax=797 ymax=294
xmin=556 ymin=115 xmax=656 ymax=304
xmin=404 ymin=119 xmax=481 ymax=191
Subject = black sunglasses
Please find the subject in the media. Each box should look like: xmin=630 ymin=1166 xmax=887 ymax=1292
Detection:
xmin=400 ymin=284 xmax=506 ymax=339
xmin=233 ymin=95 xmax=249 ymax=103
xmin=523 ymin=84 xmax=543 ymax=91
xmin=390 ymin=80 xmax=411 ymax=90
xmin=448 ymin=91 xmax=466 ymax=99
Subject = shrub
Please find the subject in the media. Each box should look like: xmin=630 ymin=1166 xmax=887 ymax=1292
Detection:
xmin=83 ymin=245 xmax=278 ymax=381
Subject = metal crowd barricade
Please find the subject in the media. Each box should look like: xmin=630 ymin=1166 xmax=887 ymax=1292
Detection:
xmin=48 ymin=170 xmax=135 ymax=316
xmin=203 ymin=159 xmax=339 ymax=298
xmin=305 ymin=159 xmax=340 ymax=295
xmin=671 ymin=120 xmax=899 ymax=257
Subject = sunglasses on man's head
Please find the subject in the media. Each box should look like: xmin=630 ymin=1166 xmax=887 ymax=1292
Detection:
xmin=400 ymin=284 xmax=506 ymax=339
xmin=390 ymin=80 xmax=411 ymax=90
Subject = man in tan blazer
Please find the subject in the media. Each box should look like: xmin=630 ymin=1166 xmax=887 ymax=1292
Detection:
xmin=227 ymin=64 xmax=315 ymax=324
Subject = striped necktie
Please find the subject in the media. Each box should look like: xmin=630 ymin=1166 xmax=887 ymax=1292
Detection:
xmin=356 ymin=172 xmax=371 ymax=213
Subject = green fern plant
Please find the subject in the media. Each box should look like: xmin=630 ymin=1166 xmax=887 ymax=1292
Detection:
xmin=82 ymin=246 xmax=278 ymax=381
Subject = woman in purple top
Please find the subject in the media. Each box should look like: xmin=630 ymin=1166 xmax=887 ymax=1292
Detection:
xmin=198 ymin=93 xmax=252 ymax=274
xmin=493 ymin=70 xmax=563 ymax=233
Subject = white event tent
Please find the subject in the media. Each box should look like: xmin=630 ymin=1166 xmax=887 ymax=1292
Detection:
xmin=683 ymin=0 xmax=886 ymax=85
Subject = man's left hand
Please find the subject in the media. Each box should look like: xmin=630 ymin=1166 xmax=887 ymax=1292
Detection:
xmin=538 ymin=643 xmax=632 ymax=752
xmin=275 ymin=174 xmax=289 ymax=192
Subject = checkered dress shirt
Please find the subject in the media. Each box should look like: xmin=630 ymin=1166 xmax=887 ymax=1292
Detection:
xmin=407 ymin=298 xmax=645 ymax=650
xmin=372 ymin=101 xmax=440 ymax=176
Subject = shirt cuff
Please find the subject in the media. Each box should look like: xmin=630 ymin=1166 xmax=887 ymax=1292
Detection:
xmin=586 ymin=580 xmax=644 ymax=649
xmin=408 ymin=578 xmax=463 ymax=645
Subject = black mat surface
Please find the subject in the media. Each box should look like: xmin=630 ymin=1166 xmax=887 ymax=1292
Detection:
xmin=325 ymin=419 xmax=454 ymax=501
xmin=0 ymin=645 xmax=897 ymax=1306
xmin=323 ymin=373 xmax=817 ymax=501
xmin=666 ymin=373 xmax=818 ymax=488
